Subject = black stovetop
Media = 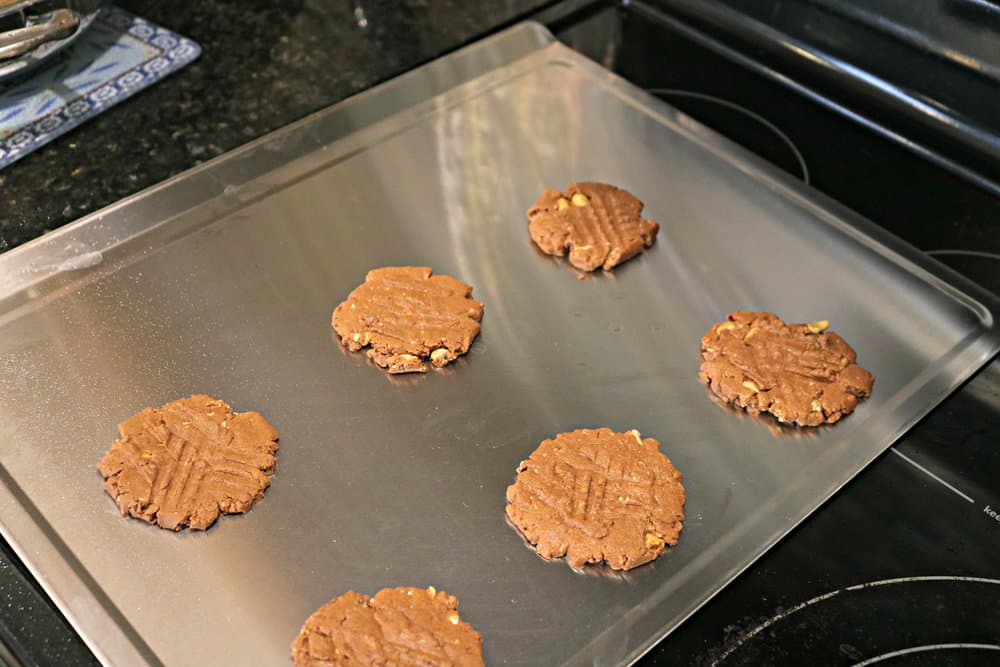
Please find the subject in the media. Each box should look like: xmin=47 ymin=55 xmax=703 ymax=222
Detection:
xmin=2 ymin=1 xmax=998 ymax=665
xmin=553 ymin=3 xmax=1000 ymax=665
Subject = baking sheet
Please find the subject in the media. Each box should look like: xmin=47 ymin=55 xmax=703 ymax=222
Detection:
xmin=0 ymin=22 xmax=998 ymax=667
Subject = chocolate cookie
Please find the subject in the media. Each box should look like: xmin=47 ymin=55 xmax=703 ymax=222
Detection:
xmin=332 ymin=266 xmax=484 ymax=374
xmin=527 ymin=182 xmax=659 ymax=271
xmin=505 ymin=428 xmax=685 ymax=571
xmin=97 ymin=395 xmax=278 ymax=531
xmin=291 ymin=586 xmax=484 ymax=667
xmin=699 ymin=311 xmax=875 ymax=426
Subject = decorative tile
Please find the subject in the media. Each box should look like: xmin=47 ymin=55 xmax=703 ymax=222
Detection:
xmin=0 ymin=7 xmax=200 ymax=170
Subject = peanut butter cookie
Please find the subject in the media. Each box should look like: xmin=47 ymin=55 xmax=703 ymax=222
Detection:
xmin=699 ymin=311 xmax=874 ymax=426
xmin=527 ymin=182 xmax=659 ymax=271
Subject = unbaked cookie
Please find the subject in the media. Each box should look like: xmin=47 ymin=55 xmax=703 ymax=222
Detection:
xmin=97 ymin=395 xmax=278 ymax=531
xmin=527 ymin=182 xmax=659 ymax=271
xmin=332 ymin=266 xmax=484 ymax=374
xmin=699 ymin=311 xmax=874 ymax=426
xmin=291 ymin=586 xmax=483 ymax=666
xmin=506 ymin=428 xmax=685 ymax=570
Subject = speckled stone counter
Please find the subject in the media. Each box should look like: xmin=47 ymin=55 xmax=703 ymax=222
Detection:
xmin=0 ymin=0 xmax=551 ymax=252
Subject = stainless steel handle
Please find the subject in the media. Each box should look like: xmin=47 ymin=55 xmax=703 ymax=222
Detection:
xmin=0 ymin=8 xmax=78 ymax=61
xmin=0 ymin=2 xmax=42 ymax=17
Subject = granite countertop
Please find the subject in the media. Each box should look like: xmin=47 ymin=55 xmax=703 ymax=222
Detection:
xmin=0 ymin=0 xmax=552 ymax=252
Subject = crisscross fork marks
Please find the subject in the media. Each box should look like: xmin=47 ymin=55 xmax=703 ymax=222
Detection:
xmin=699 ymin=311 xmax=874 ymax=426
xmin=548 ymin=444 xmax=657 ymax=537
xmin=506 ymin=428 xmax=685 ymax=570
xmin=97 ymin=395 xmax=279 ymax=531
xmin=527 ymin=182 xmax=660 ymax=271
xmin=583 ymin=187 xmax=624 ymax=258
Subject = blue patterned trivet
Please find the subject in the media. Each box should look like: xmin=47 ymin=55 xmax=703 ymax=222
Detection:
xmin=0 ymin=7 xmax=200 ymax=170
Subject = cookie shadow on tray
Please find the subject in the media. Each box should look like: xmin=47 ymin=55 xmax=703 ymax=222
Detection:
xmin=703 ymin=386 xmax=830 ymax=440
xmin=97 ymin=482 xmax=258 ymax=538
xmin=527 ymin=238 xmax=621 ymax=282
xmin=382 ymin=358 xmax=468 ymax=386
xmin=501 ymin=514 xmax=642 ymax=582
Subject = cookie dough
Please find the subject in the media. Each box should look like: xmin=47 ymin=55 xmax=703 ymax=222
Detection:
xmin=332 ymin=266 xmax=484 ymax=373
xmin=699 ymin=311 xmax=875 ymax=426
xmin=291 ymin=586 xmax=484 ymax=666
xmin=527 ymin=182 xmax=659 ymax=271
xmin=97 ymin=395 xmax=278 ymax=531
xmin=505 ymin=428 xmax=685 ymax=570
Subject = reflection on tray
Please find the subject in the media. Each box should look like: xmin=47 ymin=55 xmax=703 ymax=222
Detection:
xmin=502 ymin=513 xmax=668 ymax=583
xmin=527 ymin=237 xmax=624 ymax=282
xmin=703 ymin=387 xmax=826 ymax=439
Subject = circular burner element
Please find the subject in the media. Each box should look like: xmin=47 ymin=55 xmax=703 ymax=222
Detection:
xmin=927 ymin=250 xmax=1000 ymax=297
xmin=714 ymin=576 xmax=1000 ymax=666
xmin=855 ymin=643 xmax=1000 ymax=666
xmin=648 ymin=89 xmax=809 ymax=183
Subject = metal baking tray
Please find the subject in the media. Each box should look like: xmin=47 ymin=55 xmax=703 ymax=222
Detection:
xmin=1 ymin=22 xmax=997 ymax=667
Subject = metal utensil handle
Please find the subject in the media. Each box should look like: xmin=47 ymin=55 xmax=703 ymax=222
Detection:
xmin=0 ymin=1 xmax=39 ymax=18
xmin=0 ymin=9 xmax=79 ymax=61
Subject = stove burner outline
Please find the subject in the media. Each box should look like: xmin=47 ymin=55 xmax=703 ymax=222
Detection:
xmin=712 ymin=576 xmax=1000 ymax=665
xmin=890 ymin=448 xmax=975 ymax=503
xmin=927 ymin=250 xmax=1000 ymax=262
xmin=853 ymin=643 xmax=1000 ymax=666
xmin=647 ymin=88 xmax=810 ymax=184
xmin=925 ymin=249 xmax=1000 ymax=297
